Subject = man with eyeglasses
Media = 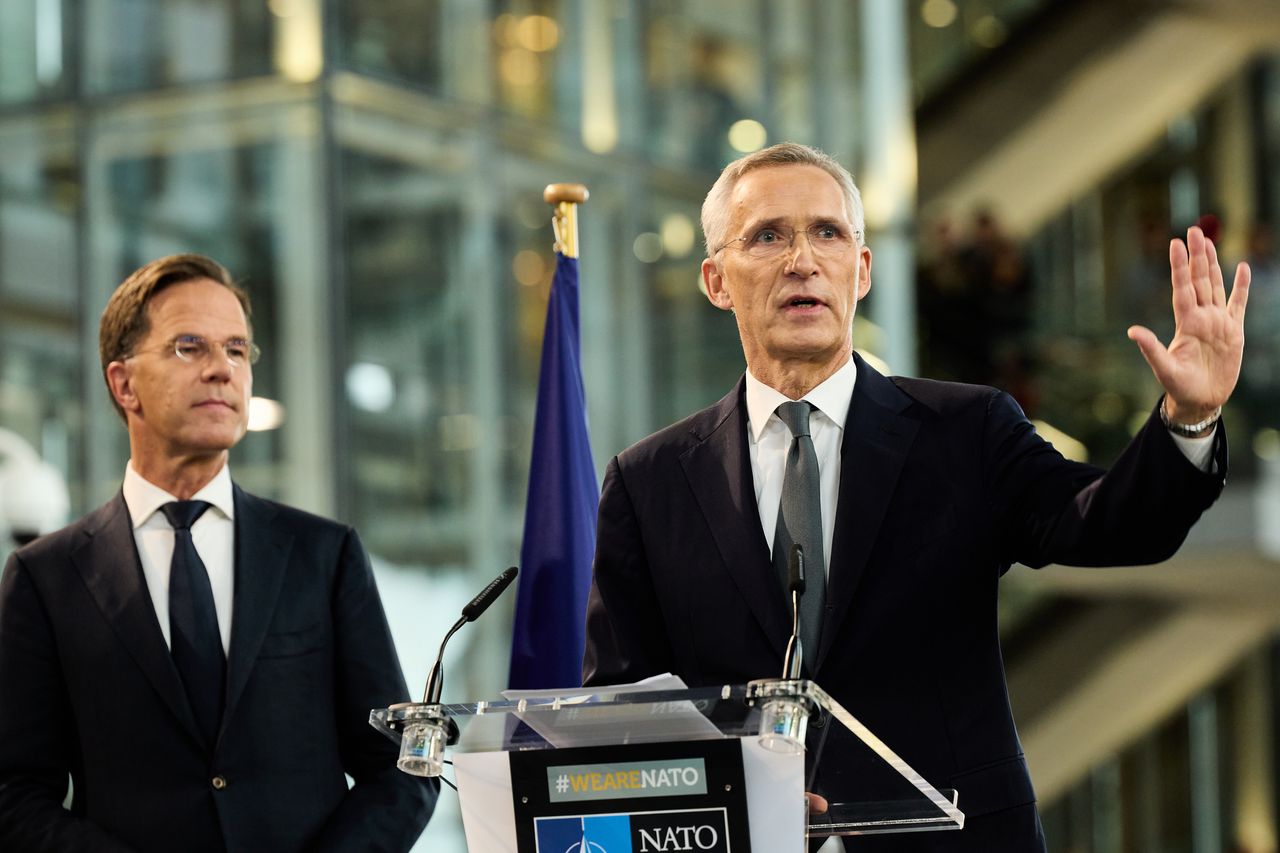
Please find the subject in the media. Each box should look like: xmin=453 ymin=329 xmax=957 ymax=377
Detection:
xmin=583 ymin=143 xmax=1247 ymax=851
xmin=0 ymin=255 xmax=436 ymax=851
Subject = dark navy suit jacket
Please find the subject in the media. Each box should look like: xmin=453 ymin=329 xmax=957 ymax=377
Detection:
xmin=583 ymin=354 xmax=1226 ymax=852
xmin=0 ymin=485 xmax=436 ymax=852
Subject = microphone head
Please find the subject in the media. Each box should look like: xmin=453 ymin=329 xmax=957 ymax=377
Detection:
xmin=788 ymin=544 xmax=805 ymax=595
xmin=461 ymin=566 xmax=519 ymax=621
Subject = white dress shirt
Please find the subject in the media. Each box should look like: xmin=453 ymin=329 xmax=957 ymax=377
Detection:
xmin=123 ymin=462 xmax=235 ymax=655
xmin=745 ymin=358 xmax=857 ymax=580
xmin=744 ymin=356 xmax=1217 ymax=580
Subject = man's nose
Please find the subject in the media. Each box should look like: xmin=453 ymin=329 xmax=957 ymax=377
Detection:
xmin=200 ymin=352 xmax=235 ymax=381
xmin=784 ymin=231 xmax=820 ymax=274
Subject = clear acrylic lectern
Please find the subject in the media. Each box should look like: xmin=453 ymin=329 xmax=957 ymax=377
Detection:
xmin=372 ymin=678 xmax=964 ymax=845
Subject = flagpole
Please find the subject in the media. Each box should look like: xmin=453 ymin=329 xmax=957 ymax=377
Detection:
xmin=543 ymin=183 xmax=589 ymax=259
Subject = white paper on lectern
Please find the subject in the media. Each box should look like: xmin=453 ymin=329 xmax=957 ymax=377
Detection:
xmin=498 ymin=672 xmax=723 ymax=748
xmin=500 ymin=671 xmax=687 ymax=700
xmin=454 ymin=750 xmax=518 ymax=853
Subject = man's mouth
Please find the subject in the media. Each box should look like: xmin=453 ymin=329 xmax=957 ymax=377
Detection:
xmin=785 ymin=296 xmax=824 ymax=309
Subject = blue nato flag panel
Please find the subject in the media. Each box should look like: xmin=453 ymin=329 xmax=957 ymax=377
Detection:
xmin=509 ymin=254 xmax=599 ymax=690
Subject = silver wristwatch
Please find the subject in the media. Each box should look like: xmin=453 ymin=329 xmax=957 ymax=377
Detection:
xmin=1159 ymin=397 xmax=1220 ymax=438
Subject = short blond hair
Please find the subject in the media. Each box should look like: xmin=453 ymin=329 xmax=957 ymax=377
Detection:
xmin=700 ymin=142 xmax=864 ymax=257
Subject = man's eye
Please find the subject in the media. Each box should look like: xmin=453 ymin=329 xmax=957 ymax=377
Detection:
xmin=815 ymin=225 xmax=840 ymax=240
xmin=226 ymin=344 xmax=249 ymax=360
xmin=175 ymin=337 xmax=206 ymax=357
xmin=753 ymin=229 xmax=781 ymax=244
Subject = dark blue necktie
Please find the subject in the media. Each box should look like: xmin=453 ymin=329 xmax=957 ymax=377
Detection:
xmin=773 ymin=401 xmax=826 ymax=671
xmin=161 ymin=500 xmax=225 ymax=747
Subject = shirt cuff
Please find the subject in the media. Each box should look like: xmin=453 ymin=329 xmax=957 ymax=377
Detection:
xmin=1170 ymin=428 xmax=1216 ymax=472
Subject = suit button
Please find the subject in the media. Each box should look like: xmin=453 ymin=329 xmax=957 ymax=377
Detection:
xmin=211 ymin=775 xmax=227 ymax=790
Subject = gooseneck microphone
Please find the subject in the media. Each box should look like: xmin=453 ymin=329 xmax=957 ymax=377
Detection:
xmin=781 ymin=545 xmax=805 ymax=680
xmin=461 ymin=566 xmax=520 ymax=621
xmin=756 ymin=545 xmax=813 ymax=755
xmin=423 ymin=566 xmax=519 ymax=704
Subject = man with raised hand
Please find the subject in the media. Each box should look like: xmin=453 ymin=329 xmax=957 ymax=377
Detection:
xmin=584 ymin=143 xmax=1247 ymax=851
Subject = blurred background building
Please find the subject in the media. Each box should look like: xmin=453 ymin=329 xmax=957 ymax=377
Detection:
xmin=2 ymin=0 xmax=1280 ymax=849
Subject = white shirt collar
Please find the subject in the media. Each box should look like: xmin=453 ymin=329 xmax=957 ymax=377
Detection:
xmin=122 ymin=460 xmax=235 ymax=529
xmin=744 ymin=355 xmax=858 ymax=442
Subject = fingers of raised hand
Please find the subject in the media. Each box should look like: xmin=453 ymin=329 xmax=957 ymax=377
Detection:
xmin=1169 ymin=238 xmax=1198 ymax=314
xmin=1205 ymin=237 xmax=1226 ymax=307
xmin=1127 ymin=325 xmax=1171 ymax=378
xmin=1228 ymin=260 xmax=1252 ymax=322
xmin=1183 ymin=226 xmax=1213 ymax=306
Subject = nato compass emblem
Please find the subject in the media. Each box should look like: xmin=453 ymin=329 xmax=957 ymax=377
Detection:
xmin=571 ymin=834 xmax=606 ymax=853
xmin=535 ymin=815 xmax=631 ymax=852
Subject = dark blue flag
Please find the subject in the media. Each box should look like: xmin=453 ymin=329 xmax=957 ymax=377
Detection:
xmin=508 ymin=253 xmax=599 ymax=689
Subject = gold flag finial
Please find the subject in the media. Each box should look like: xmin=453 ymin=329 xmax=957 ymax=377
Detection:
xmin=544 ymin=183 xmax=589 ymax=259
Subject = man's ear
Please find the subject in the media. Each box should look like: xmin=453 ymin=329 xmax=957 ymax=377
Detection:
xmin=856 ymin=244 xmax=873 ymax=301
xmin=105 ymin=361 xmax=141 ymax=415
xmin=702 ymin=258 xmax=734 ymax=311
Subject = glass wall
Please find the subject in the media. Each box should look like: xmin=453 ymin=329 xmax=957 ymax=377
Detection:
xmin=0 ymin=0 xmax=75 ymax=105
xmin=0 ymin=113 xmax=81 ymax=504
xmin=82 ymin=0 xmax=278 ymax=94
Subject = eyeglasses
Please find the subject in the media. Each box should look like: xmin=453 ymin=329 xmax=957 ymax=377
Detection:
xmin=716 ymin=223 xmax=861 ymax=259
xmin=127 ymin=335 xmax=261 ymax=368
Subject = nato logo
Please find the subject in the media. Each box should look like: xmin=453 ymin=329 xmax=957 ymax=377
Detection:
xmin=535 ymin=814 xmax=632 ymax=852
xmin=534 ymin=810 xmax=732 ymax=852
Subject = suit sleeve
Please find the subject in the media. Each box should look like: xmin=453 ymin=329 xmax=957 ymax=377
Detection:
xmin=582 ymin=456 xmax=677 ymax=687
xmin=985 ymin=392 xmax=1227 ymax=569
xmin=305 ymin=529 xmax=438 ymax=853
xmin=0 ymin=552 xmax=139 ymax=852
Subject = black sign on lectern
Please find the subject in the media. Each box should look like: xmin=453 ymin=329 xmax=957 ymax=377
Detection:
xmin=510 ymin=739 xmax=752 ymax=853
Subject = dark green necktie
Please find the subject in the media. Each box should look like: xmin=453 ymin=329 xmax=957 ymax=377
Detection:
xmin=772 ymin=401 xmax=826 ymax=671
xmin=161 ymin=500 xmax=225 ymax=747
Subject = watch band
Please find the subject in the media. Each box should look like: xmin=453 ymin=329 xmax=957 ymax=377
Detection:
xmin=1159 ymin=397 xmax=1220 ymax=438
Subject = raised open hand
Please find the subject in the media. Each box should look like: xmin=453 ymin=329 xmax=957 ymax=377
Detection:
xmin=1126 ymin=225 xmax=1250 ymax=423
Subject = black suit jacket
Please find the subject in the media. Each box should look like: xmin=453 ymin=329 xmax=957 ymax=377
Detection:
xmin=583 ymin=355 xmax=1226 ymax=851
xmin=0 ymin=485 xmax=436 ymax=852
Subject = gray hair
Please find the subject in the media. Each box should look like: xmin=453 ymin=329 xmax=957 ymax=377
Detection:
xmin=700 ymin=142 xmax=865 ymax=257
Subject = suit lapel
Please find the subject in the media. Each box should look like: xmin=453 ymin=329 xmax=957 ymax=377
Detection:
xmin=817 ymin=356 xmax=920 ymax=670
xmin=679 ymin=380 xmax=790 ymax=661
xmin=223 ymin=486 xmax=293 ymax=733
xmin=71 ymin=495 xmax=203 ymax=744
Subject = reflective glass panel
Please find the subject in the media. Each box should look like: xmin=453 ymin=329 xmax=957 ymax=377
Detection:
xmin=0 ymin=0 xmax=74 ymax=104
xmin=0 ymin=115 xmax=78 ymax=313
xmin=340 ymin=146 xmax=475 ymax=565
xmin=335 ymin=0 xmax=448 ymax=91
xmin=0 ymin=321 xmax=81 ymax=537
xmin=83 ymin=0 xmax=279 ymax=94
xmin=491 ymin=0 xmax=570 ymax=123
xmin=0 ymin=114 xmax=81 ymax=535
